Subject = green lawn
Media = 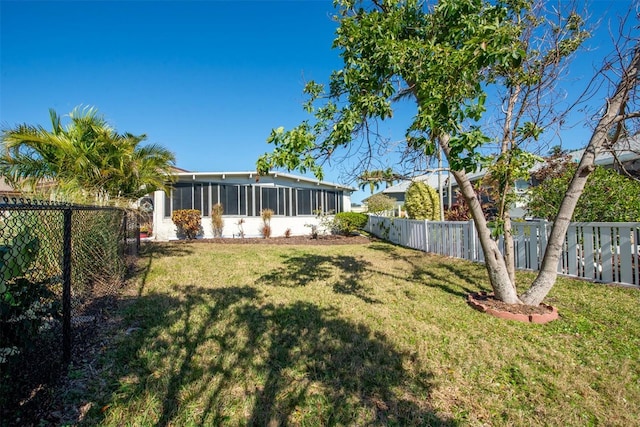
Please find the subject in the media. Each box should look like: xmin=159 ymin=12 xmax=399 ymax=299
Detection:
xmin=79 ymin=240 xmax=639 ymax=426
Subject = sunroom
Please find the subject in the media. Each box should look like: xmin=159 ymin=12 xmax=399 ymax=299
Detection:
xmin=149 ymin=171 xmax=355 ymax=240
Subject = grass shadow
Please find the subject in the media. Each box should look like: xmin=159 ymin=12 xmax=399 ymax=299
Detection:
xmin=258 ymin=253 xmax=381 ymax=304
xmin=84 ymin=284 xmax=455 ymax=426
xmin=409 ymin=257 xmax=486 ymax=298
xmin=132 ymin=242 xmax=196 ymax=296
xmin=368 ymin=241 xmax=489 ymax=298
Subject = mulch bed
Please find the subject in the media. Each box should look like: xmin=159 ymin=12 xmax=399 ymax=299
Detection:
xmin=470 ymin=292 xmax=550 ymax=315
xmin=173 ymin=234 xmax=373 ymax=245
xmin=467 ymin=292 xmax=559 ymax=324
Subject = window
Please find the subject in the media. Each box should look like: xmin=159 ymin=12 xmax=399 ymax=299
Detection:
xmin=240 ymin=185 xmax=253 ymax=216
xmin=169 ymin=183 xmax=193 ymax=214
xmin=278 ymin=188 xmax=287 ymax=215
xmin=260 ymin=187 xmax=277 ymax=213
xmin=220 ymin=185 xmax=239 ymax=215
xmin=211 ymin=184 xmax=220 ymax=208
xmin=164 ymin=182 xmax=346 ymax=217
xmin=297 ymin=189 xmax=312 ymax=215
xmin=325 ymin=191 xmax=336 ymax=214
xmin=194 ymin=184 xmax=202 ymax=213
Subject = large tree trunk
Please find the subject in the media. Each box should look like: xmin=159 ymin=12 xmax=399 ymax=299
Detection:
xmin=502 ymin=212 xmax=517 ymax=288
xmin=439 ymin=134 xmax=522 ymax=304
xmin=521 ymin=44 xmax=640 ymax=306
xmin=500 ymin=85 xmax=521 ymax=289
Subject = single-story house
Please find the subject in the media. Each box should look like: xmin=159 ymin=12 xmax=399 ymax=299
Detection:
xmin=363 ymin=173 xmax=443 ymax=215
xmin=150 ymin=170 xmax=355 ymax=240
xmin=379 ymin=173 xmax=442 ymax=206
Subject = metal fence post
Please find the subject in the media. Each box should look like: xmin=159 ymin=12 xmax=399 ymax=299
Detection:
xmin=62 ymin=207 xmax=72 ymax=365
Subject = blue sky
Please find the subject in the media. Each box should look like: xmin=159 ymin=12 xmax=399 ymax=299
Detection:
xmin=0 ymin=0 xmax=634 ymax=203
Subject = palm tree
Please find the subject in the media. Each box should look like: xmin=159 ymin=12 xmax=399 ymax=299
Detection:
xmin=1 ymin=106 xmax=175 ymax=204
xmin=382 ymin=167 xmax=400 ymax=188
xmin=357 ymin=168 xmax=401 ymax=194
xmin=357 ymin=170 xmax=380 ymax=194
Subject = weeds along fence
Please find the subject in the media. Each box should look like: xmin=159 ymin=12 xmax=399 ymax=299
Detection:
xmin=366 ymin=216 xmax=640 ymax=287
xmin=0 ymin=197 xmax=138 ymax=373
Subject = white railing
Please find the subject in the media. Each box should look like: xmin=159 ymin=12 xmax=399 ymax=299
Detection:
xmin=366 ymin=216 xmax=640 ymax=287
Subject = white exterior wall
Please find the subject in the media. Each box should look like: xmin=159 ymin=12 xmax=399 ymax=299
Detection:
xmin=341 ymin=192 xmax=351 ymax=213
xmin=149 ymin=172 xmax=353 ymax=241
xmin=152 ymin=192 xmax=337 ymax=240
xmin=154 ymin=213 xmax=331 ymax=240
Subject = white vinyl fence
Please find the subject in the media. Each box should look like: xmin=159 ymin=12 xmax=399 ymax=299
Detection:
xmin=366 ymin=216 xmax=640 ymax=287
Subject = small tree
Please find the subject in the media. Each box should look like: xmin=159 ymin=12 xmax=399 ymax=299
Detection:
xmin=365 ymin=193 xmax=396 ymax=215
xmin=404 ymin=182 xmax=440 ymax=220
xmin=211 ymin=203 xmax=224 ymax=238
xmin=171 ymin=209 xmax=201 ymax=240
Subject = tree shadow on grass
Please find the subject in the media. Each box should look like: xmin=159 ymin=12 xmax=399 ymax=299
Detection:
xmin=408 ymin=258 xmax=487 ymax=298
xmin=87 ymin=284 xmax=456 ymax=426
xmin=133 ymin=242 xmax=195 ymax=296
xmin=258 ymin=253 xmax=380 ymax=304
xmin=368 ymin=240 xmax=489 ymax=298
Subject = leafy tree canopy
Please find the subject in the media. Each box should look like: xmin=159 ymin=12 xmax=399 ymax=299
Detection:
xmin=257 ymin=0 xmax=529 ymax=179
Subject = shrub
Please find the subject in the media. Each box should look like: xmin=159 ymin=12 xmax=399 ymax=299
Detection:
xmin=211 ymin=203 xmax=224 ymax=238
xmin=260 ymin=209 xmax=274 ymax=238
xmin=261 ymin=209 xmax=274 ymax=223
xmin=366 ymin=193 xmax=396 ymax=214
xmin=172 ymin=209 xmax=201 ymax=239
xmin=444 ymin=188 xmax=494 ymax=221
xmin=284 ymin=228 xmax=292 ymax=238
xmin=445 ymin=200 xmax=471 ymax=221
xmin=405 ymin=181 xmax=440 ymax=220
xmin=260 ymin=224 xmax=272 ymax=239
xmin=1 ymin=225 xmax=60 ymax=365
xmin=528 ymin=163 xmax=640 ymax=222
xmin=333 ymin=212 xmax=368 ymax=235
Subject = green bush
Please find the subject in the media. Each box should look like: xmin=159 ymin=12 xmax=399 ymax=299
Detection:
xmin=405 ymin=181 xmax=440 ymax=220
xmin=172 ymin=209 xmax=202 ymax=239
xmin=333 ymin=212 xmax=368 ymax=235
xmin=1 ymin=225 xmax=60 ymax=365
xmin=528 ymin=164 xmax=640 ymax=222
xmin=366 ymin=193 xmax=396 ymax=214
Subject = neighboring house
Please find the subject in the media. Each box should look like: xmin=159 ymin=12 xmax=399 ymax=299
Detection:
xmin=375 ymin=136 xmax=640 ymax=219
xmin=380 ymin=173 xmax=443 ymax=205
xmin=361 ymin=173 xmax=444 ymax=216
xmin=538 ymin=137 xmax=640 ymax=180
xmin=0 ymin=176 xmax=55 ymax=199
xmin=151 ymin=170 xmax=355 ymax=240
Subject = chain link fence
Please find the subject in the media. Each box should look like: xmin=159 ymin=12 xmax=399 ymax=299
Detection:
xmin=0 ymin=197 xmax=138 ymax=422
